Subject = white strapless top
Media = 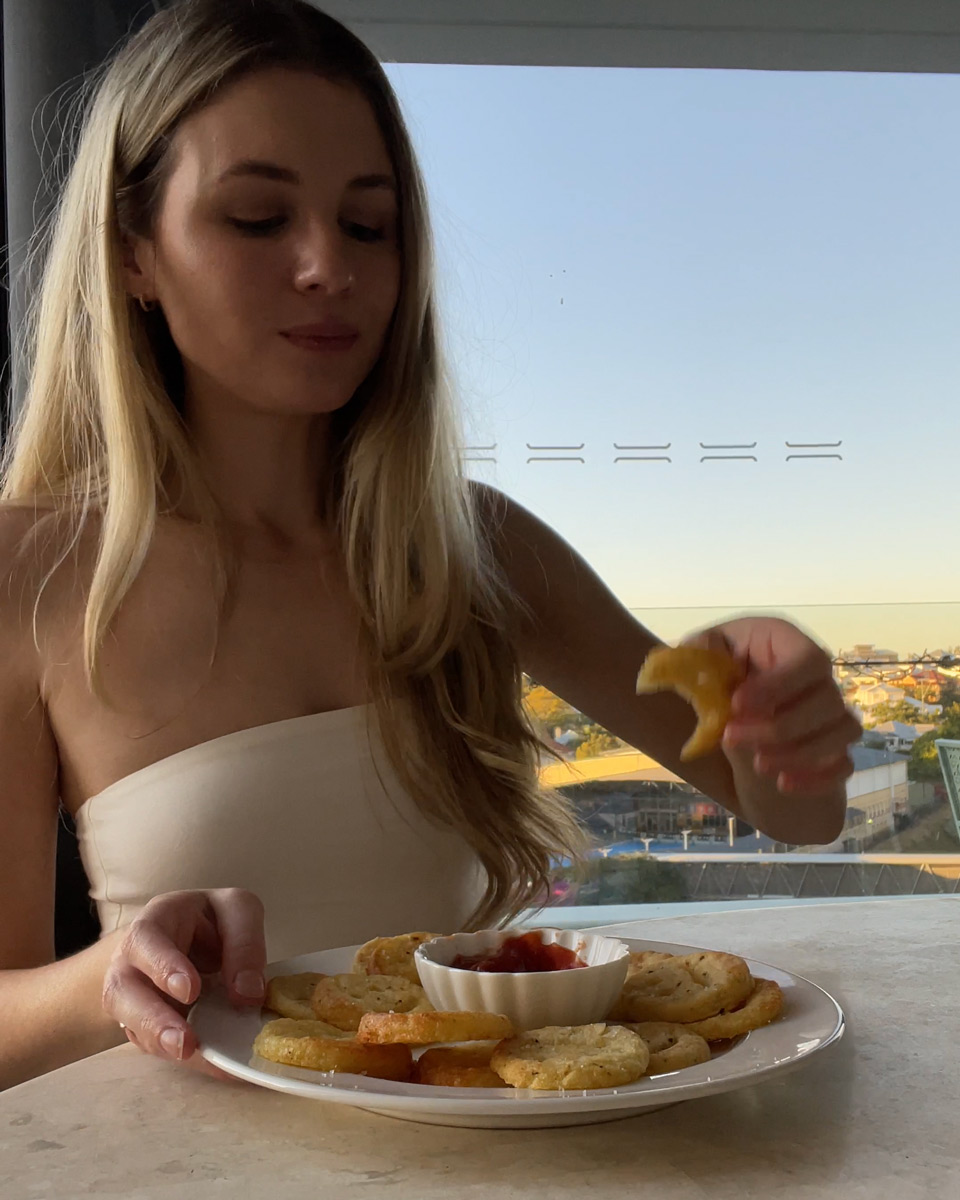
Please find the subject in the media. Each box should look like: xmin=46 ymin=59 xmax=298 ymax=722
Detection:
xmin=74 ymin=705 xmax=485 ymax=960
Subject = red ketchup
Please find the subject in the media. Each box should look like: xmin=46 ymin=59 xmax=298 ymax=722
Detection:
xmin=450 ymin=931 xmax=587 ymax=973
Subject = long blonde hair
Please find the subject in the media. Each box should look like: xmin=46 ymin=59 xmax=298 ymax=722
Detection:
xmin=0 ymin=0 xmax=583 ymax=926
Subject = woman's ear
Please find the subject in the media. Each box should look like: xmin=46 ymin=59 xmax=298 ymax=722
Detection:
xmin=119 ymin=231 xmax=156 ymax=303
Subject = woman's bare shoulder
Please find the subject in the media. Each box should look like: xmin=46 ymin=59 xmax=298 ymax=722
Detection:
xmin=0 ymin=504 xmax=51 ymax=590
xmin=0 ymin=504 xmax=93 ymax=641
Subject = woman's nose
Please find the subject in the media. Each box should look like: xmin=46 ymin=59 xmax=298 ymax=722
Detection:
xmin=292 ymin=224 xmax=354 ymax=295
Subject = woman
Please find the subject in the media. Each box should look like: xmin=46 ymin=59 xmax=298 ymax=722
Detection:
xmin=0 ymin=0 xmax=858 ymax=1088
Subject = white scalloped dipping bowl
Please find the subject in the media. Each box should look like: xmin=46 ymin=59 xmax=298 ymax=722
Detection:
xmin=414 ymin=927 xmax=630 ymax=1031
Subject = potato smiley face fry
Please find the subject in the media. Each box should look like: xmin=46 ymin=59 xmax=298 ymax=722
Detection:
xmin=635 ymin=644 xmax=745 ymax=761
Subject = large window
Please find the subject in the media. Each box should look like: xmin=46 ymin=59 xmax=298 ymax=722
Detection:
xmin=388 ymin=63 xmax=960 ymax=904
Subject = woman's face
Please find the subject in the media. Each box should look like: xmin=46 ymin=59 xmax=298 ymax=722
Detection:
xmin=125 ymin=67 xmax=402 ymax=417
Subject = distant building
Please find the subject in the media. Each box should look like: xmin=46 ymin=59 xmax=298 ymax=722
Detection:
xmin=538 ymin=735 xmax=574 ymax=763
xmin=846 ymin=644 xmax=899 ymax=663
xmin=543 ymin=742 xmax=909 ymax=854
xmin=871 ymin=721 xmax=936 ymax=754
xmin=851 ymin=682 xmax=906 ymax=710
xmin=810 ymin=746 xmax=908 ymax=853
xmin=837 ymin=672 xmax=875 ymax=693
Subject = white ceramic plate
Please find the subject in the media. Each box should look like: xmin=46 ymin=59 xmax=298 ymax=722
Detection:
xmin=189 ymin=936 xmax=844 ymax=1129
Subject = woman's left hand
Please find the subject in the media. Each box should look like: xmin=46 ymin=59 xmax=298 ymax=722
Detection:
xmin=692 ymin=616 xmax=862 ymax=795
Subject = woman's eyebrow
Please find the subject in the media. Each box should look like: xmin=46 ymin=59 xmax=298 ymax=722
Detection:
xmin=217 ymin=159 xmax=300 ymax=184
xmin=347 ymin=173 xmax=396 ymax=192
xmin=215 ymin=160 xmax=395 ymax=192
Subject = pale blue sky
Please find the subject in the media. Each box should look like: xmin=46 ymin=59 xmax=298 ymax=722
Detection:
xmin=385 ymin=64 xmax=960 ymax=655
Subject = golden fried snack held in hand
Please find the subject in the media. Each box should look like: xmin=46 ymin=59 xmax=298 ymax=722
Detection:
xmin=352 ymin=932 xmax=441 ymax=984
xmin=491 ymin=1023 xmax=649 ymax=1091
xmin=357 ymin=1010 xmax=514 ymax=1046
xmin=253 ymin=1018 xmax=413 ymax=1080
xmin=414 ymin=1044 xmax=506 ymax=1088
xmin=680 ymin=978 xmax=784 ymax=1042
xmin=311 ymin=973 xmax=432 ymax=1032
xmin=635 ymin=644 xmax=745 ymax=760
xmin=264 ymin=972 xmax=326 ymax=1021
xmin=609 ymin=951 xmax=754 ymax=1023
xmin=617 ymin=1021 xmax=711 ymax=1075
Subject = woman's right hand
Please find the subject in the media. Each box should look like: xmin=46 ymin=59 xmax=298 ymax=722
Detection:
xmin=101 ymin=888 xmax=266 ymax=1068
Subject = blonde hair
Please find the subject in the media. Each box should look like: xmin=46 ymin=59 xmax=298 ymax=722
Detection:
xmin=0 ymin=0 xmax=583 ymax=927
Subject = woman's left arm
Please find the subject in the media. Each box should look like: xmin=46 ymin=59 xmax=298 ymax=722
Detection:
xmin=483 ymin=487 xmax=859 ymax=846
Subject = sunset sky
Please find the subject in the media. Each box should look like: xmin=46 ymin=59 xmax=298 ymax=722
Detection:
xmin=387 ymin=63 xmax=960 ymax=656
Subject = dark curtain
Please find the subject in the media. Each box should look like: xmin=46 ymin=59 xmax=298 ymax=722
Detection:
xmin=0 ymin=1 xmax=9 ymax=446
xmin=2 ymin=1 xmax=165 ymax=958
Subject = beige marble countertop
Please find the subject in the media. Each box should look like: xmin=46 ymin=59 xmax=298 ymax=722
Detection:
xmin=2 ymin=896 xmax=958 ymax=1200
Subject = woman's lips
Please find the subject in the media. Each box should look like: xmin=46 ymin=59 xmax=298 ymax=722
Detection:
xmin=280 ymin=331 xmax=359 ymax=353
xmin=280 ymin=319 xmax=360 ymax=353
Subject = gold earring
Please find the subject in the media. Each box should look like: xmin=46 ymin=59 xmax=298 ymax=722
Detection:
xmin=137 ymin=295 xmax=157 ymax=312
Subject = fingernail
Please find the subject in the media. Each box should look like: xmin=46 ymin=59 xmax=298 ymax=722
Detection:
xmin=167 ymin=972 xmax=192 ymax=1004
xmin=234 ymin=970 xmax=264 ymax=1000
xmin=160 ymin=1027 xmax=184 ymax=1060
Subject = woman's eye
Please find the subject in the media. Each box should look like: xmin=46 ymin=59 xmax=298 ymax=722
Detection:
xmin=228 ymin=216 xmax=288 ymax=236
xmin=342 ymin=220 xmax=387 ymax=243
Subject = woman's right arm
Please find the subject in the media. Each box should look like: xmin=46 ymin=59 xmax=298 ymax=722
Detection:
xmin=0 ymin=528 xmax=128 ymax=1088
xmin=0 ymin=938 xmax=129 ymax=1091
xmin=0 ymin=524 xmax=266 ymax=1090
